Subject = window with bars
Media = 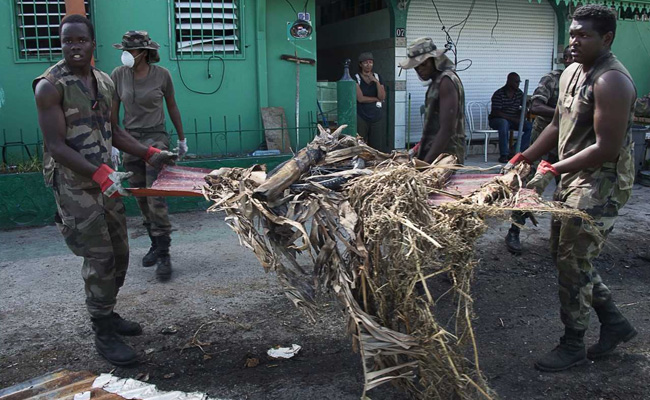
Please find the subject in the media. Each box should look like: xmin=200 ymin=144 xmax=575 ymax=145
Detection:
xmin=173 ymin=0 xmax=243 ymax=59
xmin=13 ymin=0 xmax=91 ymax=61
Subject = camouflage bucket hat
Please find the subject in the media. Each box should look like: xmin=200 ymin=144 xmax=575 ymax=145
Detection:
xmin=398 ymin=37 xmax=452 ymax=71
xmin=112 ymin=30 xmax=160 ymax=51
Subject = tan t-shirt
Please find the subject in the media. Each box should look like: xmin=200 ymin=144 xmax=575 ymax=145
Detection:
xmin=111 ymin=64 xmax=174 ymax=130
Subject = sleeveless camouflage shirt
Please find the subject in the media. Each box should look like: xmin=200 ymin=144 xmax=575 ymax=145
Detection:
xmin=33 ymin=60 xmax=115 ymax=189
xmin=418 ymin=64 xmax=466 ymax=164
xmin=557 ymin=52 xmax=636 ymax=191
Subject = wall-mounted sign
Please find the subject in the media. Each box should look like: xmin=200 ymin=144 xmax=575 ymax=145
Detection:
xmin=396 ymin=28 xmax=405 ymax=37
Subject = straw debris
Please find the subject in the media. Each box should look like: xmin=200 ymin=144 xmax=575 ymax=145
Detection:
xmin=203 ymin=126 xmax=588 ymax=399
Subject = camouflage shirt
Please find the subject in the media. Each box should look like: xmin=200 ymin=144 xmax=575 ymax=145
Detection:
xmin=531 ymin=69 xmax=562 ymax=133
xmin=557 ymin=52 xmax=636 ymax=191
xmin=634 ymin=94 xmax=650 ymax=118
xmin=419 ymin=61 xmax=466 ymax=164
xmin=33 ymin=60 xmax=115 ymax=189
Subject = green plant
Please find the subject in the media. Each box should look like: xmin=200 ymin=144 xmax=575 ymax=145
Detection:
xmin=0 ymin=156 xmax=43 ymax=174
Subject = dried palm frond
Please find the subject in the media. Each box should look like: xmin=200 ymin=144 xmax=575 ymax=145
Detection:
xmin=203 ymin=126 xmax=587 ymax=399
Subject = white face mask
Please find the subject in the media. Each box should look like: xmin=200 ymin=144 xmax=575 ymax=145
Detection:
xmin=121 ymin=51 xmax=135 ymax=68
xmin=121 ymin=51 xmax=144 ymax=68
xmin=418 ymin=74 xmax=432 ymax=86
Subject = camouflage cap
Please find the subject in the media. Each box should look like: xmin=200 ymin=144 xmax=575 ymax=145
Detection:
xmin=112 ymin=31 xmax=160 ymax=51
xmin=398 ymin=37 xmax=451 ymax=71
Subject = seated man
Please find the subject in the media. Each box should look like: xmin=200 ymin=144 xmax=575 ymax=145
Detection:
xmin=489 ymin=72 xmax=532 ymax=163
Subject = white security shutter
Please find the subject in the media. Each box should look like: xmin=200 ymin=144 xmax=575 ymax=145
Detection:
xmin=405 ymin=0 xmax=557 ymax=141
xmin=174 ymin=0 xmax=240 ymax=55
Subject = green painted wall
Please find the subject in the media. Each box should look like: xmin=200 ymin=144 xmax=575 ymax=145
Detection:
xmin=0 ymin=0 xmax=318 ymax=163
xmin=612 ymin=21 xmax=650 ymax=96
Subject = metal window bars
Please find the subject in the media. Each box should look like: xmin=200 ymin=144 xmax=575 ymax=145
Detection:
xmin=14 ymin=0 xmax=90 ymax=61
xmin=1 ymin=112 xmax=318 ymax=167
xmin=174 ymin=0 xmax=242 ymax=59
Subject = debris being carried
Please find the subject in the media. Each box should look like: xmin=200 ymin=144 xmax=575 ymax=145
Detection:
xmin=267 ymin=344 xmax=302 ymax=359
xmin=203 ymin=125 xmax=588 ymax=399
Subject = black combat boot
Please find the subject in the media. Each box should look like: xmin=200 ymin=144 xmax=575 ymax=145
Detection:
xmin=535 ymin=327 xmax=588 ymax=372
xmin=588 ymin=299 xmax=637 ymax=359
xmin=505 ymin=225 xmax=522 ymax=254
xmin=155 ymin=234 xmax=172 ymax=281
xmin=92 ymin=316 xmax=138 ymax=366
xmin=142 ymin=227 xmax=159 ymax=267
xmin=112 ymin=312 xmax=143 ymax=336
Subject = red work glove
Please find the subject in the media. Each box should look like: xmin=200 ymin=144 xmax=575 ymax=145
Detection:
xmin=526 ymin=160 xmax=559 ymax=194
xmin=92 ymin=164 xmax=133 ymax=198
xmin=537 ymin=160 xmax=560 ymax=176
xmin=144 ymin=146 xmax=177 ymax=168
xmin=408 ymin=141 xmax=421 ymax=158
xmin=501 ymin=152 xmax=531 ymax=174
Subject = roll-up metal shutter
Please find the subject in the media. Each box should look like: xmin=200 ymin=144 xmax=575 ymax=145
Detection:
xmin=405 ymin=0 xmax=557 ymax=141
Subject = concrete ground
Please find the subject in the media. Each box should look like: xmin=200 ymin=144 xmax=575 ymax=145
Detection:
xmin=2 ymin=156 xmax=650 ymax=400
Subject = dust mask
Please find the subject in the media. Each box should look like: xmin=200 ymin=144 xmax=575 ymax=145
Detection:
xmin=121 ymin=51 xmax=135 ymax=68
xmin=121 ymin=51 xmax=144 ymax=68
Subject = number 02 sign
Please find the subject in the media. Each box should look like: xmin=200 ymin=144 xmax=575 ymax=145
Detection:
xmin=396 ymin=28 xmax=405 ymax=37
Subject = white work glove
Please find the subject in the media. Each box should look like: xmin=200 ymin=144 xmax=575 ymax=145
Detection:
xmin=92 ymin=164 xmax=133 ymax=198
xmin=176 ymin=138 xmax=188 ymax=158
xmin=111 ymin=147 xmax=121 ymax=168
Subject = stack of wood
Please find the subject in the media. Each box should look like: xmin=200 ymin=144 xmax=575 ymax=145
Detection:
xmin=203 ymin=126 xmax=586 ymax=400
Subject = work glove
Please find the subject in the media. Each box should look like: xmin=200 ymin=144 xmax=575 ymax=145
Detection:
xmin=408 ymin=141 xmax=421 ymax=158
xmin=176 ymin=138 xmax=188 ymax=158
xmin=145 ymin=146 xmax=177 ymax=168
xmin=111 ymin=147 xmax=121 ymax=168
xmin=92 ymin=164 xmax=133 ymax=198
xmin=501 ymin=152 xmax=530 ymax=174
xmin=526 ymin=160 xmax=559 ymax=195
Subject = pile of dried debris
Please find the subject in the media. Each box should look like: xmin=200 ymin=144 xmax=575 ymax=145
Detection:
xmin=202 ymin=126 xmax=586 ymax=399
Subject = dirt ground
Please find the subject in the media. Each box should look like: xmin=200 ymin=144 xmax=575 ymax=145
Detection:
xmin=1 ymin=183 xmax=649 ymax=400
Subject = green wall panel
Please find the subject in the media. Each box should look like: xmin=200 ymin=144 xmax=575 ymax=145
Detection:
xmin=612 ymin=21 xmax=650 ymax=96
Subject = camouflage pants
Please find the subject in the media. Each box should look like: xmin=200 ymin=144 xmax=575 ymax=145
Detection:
xmin=52 ymin=170 xmax=129 ymax=318
xmin=550 ymin=167 xmax=631 ymax=331
xmin=122 ymin=129 xmax=172 ymax=237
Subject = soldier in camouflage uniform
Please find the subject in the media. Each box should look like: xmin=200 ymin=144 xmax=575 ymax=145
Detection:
xmin=399 ymin=37 xmax=466 ymax=164
xmin=33 ymin=15 xmax=176 ymax=366
xmin=505 ymin=48 xmax=574 ymax=254
xmin=513 ymin=5 xmax=637 ymax=372
xmin=634 ymin=93 xmax=650 ymax=117
xmin=111 ymin=31 xmax=187 ymax=281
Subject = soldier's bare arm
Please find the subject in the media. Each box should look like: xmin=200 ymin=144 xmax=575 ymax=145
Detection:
xmin=34 ymin=79 xmax=97 ymax=178
xmin=531 ymin=99 xmax=555 ymax=118
xmin=553 ymin=70 xmax=635 ymax=174
xmin=423 ymin=76 xmax=458 ymax=163
xmin=522 ymin=107 xmax=560 ymax=163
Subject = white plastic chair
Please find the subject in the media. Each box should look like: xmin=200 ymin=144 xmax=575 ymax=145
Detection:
xmin=466 ymin=101 xmax=499 ymax=162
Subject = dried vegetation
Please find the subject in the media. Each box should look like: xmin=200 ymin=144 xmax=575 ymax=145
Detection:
xmin=202 ymin=126 xmax=587 ymax=399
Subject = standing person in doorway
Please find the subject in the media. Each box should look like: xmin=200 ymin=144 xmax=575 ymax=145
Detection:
xmin=111 ymin=31 xmax=187 ymax=282
xmin=355 ymin=52 xmax=385 ymax=142
xmin=504 ymin=47 xmax=574 ymax=254
xmin=33 ymin=15 xmax=176 ymax=366
xmin=509 ymin=4 xmax=637 ymax=371
xmin=399 ymin=37 xmax=465 ymax=164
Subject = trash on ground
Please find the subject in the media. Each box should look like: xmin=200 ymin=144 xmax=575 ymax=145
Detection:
xmin=267 ymin=344 xmax=301 ymax=359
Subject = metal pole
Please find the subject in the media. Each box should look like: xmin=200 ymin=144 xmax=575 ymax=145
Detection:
xmin=407 ymin=93 xmax=411 ymax=149
xmin=515 ymin=79 xmax=529 ymax=153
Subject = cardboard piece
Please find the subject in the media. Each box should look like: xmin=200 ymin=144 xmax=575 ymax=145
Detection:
xmin=261 ymin=107 xmax=292 ymax=153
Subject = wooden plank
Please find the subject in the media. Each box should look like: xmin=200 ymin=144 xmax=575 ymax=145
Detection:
xmin=261 ymin=107 xmax=292 ymax=153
